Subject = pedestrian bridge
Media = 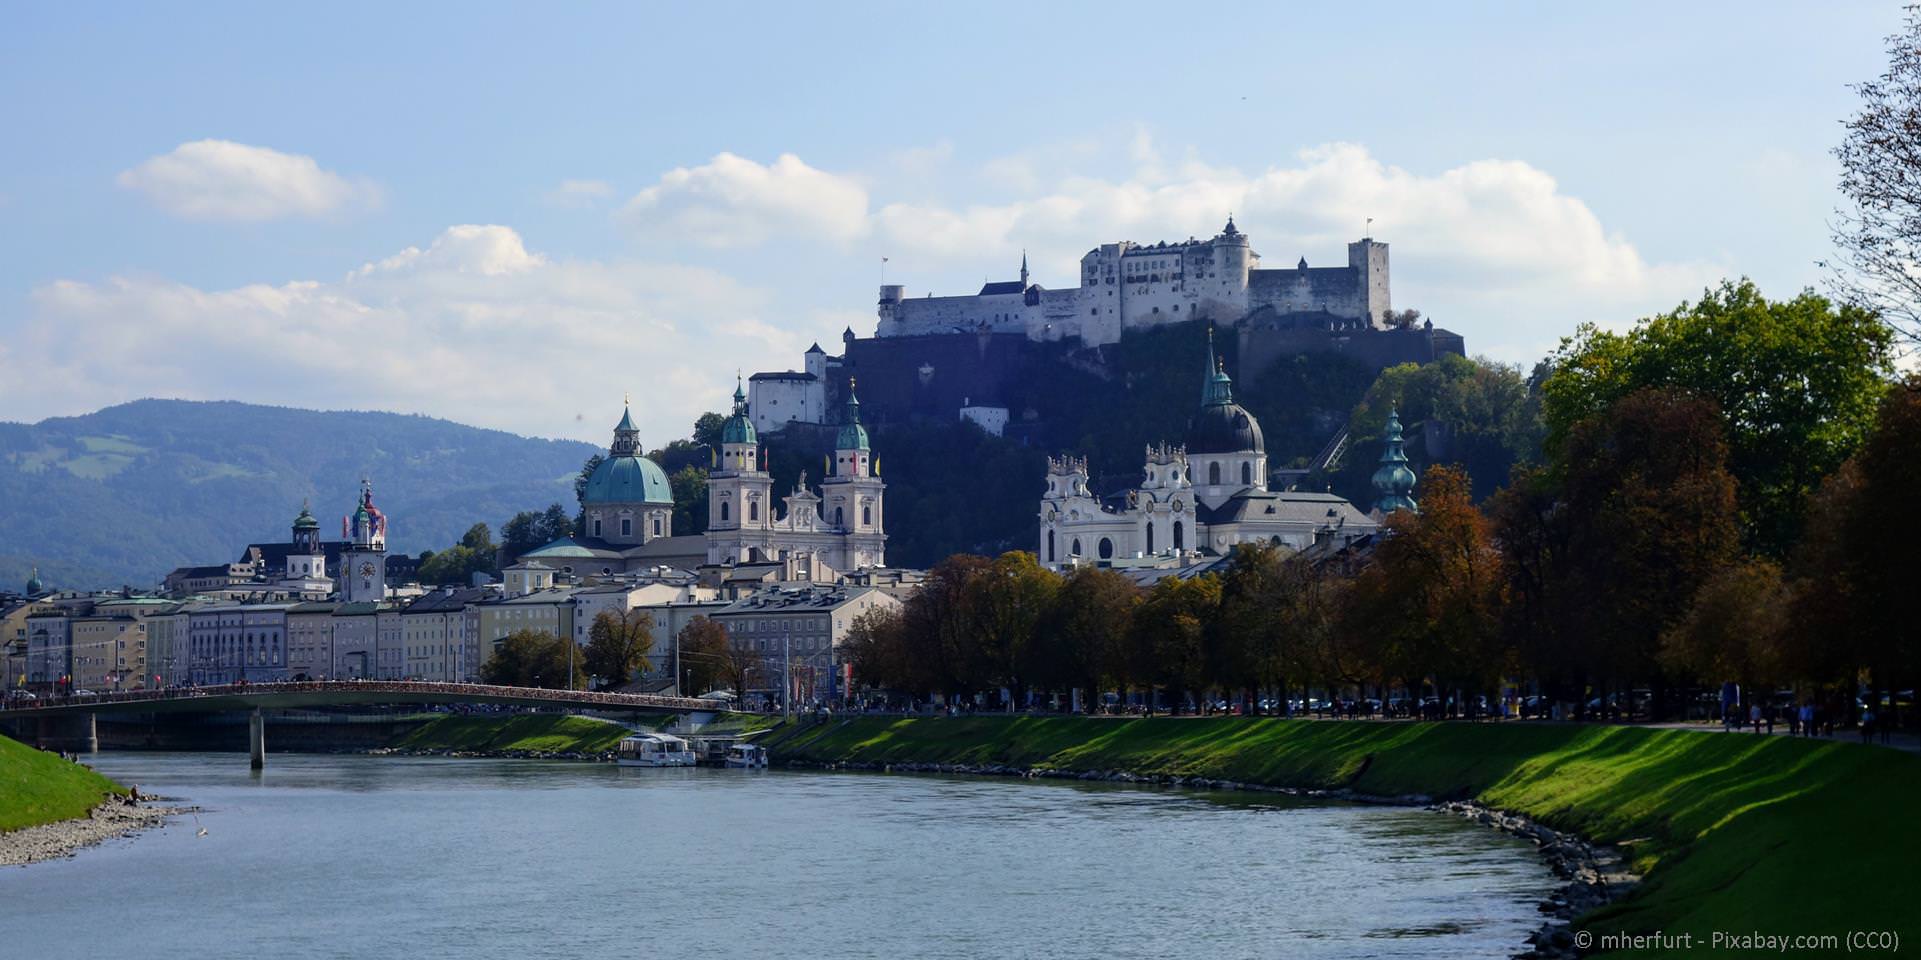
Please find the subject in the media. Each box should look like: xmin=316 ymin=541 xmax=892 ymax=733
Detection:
xmin=0 ymin=681 xmax=730 ymax=767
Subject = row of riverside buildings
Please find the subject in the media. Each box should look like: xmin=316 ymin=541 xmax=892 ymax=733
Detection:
xmin=3 ymin=573 xmax=903 ymax=701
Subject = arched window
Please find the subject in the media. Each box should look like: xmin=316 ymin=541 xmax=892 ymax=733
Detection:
xmin=720 ymin=501 xmax=730 ymax=523
xmin=749 ymin=501 xmax=760 ymax=521
xmin=1242 ymin=462 xmax=1252 ymax=485
xmin=1146 ymin=522 xmax=1155 ymax=553
xmin=1071 ymin=538 xmax=1082 ymax=557
xmin=1098 ymin=538 xmax=1114 ymax=560
xmin=1174 ymin=521 xmax=1185 ymax=550
xmin=862 ymin=505 xmax=872 ymax=526
xmin=1047 ymin=530 xmax=1056 ymax=562
xmin=835 ymin=506 xmax=845 ymax=527
xmin=1208 ymin=462 xmax=1221 ymax=485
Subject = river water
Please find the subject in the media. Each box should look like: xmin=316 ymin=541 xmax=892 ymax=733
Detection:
xmin=5 ymin=753 xmax=1558 ymax=959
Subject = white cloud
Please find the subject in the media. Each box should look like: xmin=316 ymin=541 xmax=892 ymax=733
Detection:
xmin=14 ymin=226 xmax=818 ymax=443
xmin=116 ymin=140 xmax=379 ymax=221
xmin=620 ymin=152 xmax=870 ymax=247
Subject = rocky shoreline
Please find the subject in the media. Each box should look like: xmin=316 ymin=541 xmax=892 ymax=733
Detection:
xmin=0 ymin=792 xmax=184 ymax=868
xmin=790 ymin=759 xmax=1637 ymax=960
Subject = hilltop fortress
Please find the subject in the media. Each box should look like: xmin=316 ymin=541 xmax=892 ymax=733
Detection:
xmin=877 ymin=217 xmax=1392 ymax=345
xmin=749 ymin=219 xmax=1461 ymax=440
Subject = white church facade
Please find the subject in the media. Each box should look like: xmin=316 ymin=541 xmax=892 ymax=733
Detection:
xmin=1039 ymin=329 xmax=1380 ymax=570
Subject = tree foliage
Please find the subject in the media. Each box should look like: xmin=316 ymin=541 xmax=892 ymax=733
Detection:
xmin=584 ymin=610 xmax=654 ymax=690
xmin=1544 ymin=280 xmax=1893 ymax=555
xmin=479 ymin=630 xmax=585 ymax=690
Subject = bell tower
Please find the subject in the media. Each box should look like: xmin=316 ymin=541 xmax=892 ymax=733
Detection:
xmin=819 ymin=379 xmax=886 ymax=571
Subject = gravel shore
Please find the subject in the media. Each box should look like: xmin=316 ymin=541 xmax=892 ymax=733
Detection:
xmin=0 ymin=794 xmax=182 ymax=867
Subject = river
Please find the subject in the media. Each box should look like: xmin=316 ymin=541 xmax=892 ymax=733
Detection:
xmin=4 ymin=752 xmax=1559 ymax=959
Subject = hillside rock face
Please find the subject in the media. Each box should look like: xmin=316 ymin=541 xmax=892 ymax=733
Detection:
xmin=0 ymin=399 xmax=597 ymax=590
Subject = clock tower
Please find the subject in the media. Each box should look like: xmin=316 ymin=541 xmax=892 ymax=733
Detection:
xmin=340 ymin=478 xmax=388 ymax=603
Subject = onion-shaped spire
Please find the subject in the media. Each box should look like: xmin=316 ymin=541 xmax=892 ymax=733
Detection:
xmin=1371 ymin=407 xmax=1419 ymax=514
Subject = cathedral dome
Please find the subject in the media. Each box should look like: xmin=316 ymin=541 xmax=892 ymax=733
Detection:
xmin=26 ymin=566 xmax=44 ymax=596
xmin=1188 ymin=400 xmax=1265 ymax=454
xmin=582 ymin=455 xmax=673 ymax=506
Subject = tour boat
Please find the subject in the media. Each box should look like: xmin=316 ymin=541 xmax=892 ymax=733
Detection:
xmin=615 ymin=733 xmax=696 ymax=767
xmin=723 ymin=743 xmax=769 ymax=769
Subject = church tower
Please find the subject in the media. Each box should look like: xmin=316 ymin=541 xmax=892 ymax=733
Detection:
xmin=707 ymin=377 xmax=777 ymax=561
xmin=287 ymin=501 xmax=326 ymax=583
xmin=340 ymin=479 xmax=388 ymax=603
xmin=819 ymin=379 xmax=886 ymax=570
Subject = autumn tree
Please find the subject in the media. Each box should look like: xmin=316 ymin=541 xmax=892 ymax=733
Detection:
xmin=584 ymin=610 xmax=655 ymax=690
xmin=1659 ymin=559 xmax=1791 ymax=697
xmin=1340 ymin=465 xmax=1505 ymax=704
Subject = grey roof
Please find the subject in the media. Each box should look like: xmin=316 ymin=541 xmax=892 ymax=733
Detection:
xmin=977 ymin=280 xmax=1026 ymax=296
xmin=713 ymin=585 xmax=875 ymax=615
xmin=748 ymin=371 xmax=818 ymax=382
xmin=403 ymin=588 xmax=487 ymax=614
xmin=1197 ymin=490 xmax=1375 ymax=528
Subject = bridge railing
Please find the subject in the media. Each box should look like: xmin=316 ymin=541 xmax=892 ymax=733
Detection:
xmin=0 ymin=680 xmax=726 ymax=714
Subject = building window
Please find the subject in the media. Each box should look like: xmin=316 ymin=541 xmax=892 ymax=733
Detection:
xmin=1174 ymin=521 xmax=1184 ymax=550
xmin=593 ymin=519 xmax=602 ymax=537
xmin=1209 ymin=462 xmax=1221 ymax=485
xmin=721 ymin=502 xmax=731 ymax=523
xmin=1071 ymin=538 xmax=1082 ymax=557
xmin=621 ymin=517 xmax=632 ymax=537
xmin=750 ymin=501 xmax=759 ymax=522
xmin=1241 ymin=462 xmax=1252 ymax=486
xmin=862 ymin=505 xmax=872 ymax=526
xmin=835 ymin=507 xmax=844 ymax=527
xmin=1098 ymin=538 xmax=1113 ymax=560
xmin=653 ymin=517 xmax=662 ymax=536
xmin=1046 ymin=530 xmax=1055 ymax=562
xmin=1147 ymin=523 xmax=1155 ymax=553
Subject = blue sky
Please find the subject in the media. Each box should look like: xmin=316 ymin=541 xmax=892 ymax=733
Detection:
xmin=0 ymin=2 xmax=1897 ymax=444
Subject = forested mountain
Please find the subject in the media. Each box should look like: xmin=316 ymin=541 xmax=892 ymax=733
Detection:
xmin=0 ymin=400 xmax=596 ymax=591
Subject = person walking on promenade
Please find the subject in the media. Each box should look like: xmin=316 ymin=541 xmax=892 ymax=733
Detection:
xmin=1750 ymin=702 xmax=1763 ymax=734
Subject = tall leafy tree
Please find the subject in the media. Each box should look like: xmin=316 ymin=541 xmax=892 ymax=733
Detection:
xmin=584 ymin=610 xmax=654 ymax=690
xmin=1558 ymin=388 xmax=1741 ymax=702
xmin=965 ymin=551 xmax=1062 ymax=703
xmin=1544 ymin=280 xmax=1893 ymax=554
xmin=1035 ymin=567 xmax=1140 ymax=710
xmin=1130 ymin=574 xmax=1222 ymax=712
xmin=1659 ymin=558 xmax=1791 ymax=697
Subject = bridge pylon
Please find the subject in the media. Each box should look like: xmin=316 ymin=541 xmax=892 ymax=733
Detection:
xmin=249 ymin=707 xmax=265 ymax=770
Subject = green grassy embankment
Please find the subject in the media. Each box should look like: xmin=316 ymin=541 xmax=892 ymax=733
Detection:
xmin=0 ymin=734 xmax=127 ymax=832
xmin=390 ymin=715 xmax=638 ymax=753
xmin=764 ymin=717 xmax=1920 ymax=956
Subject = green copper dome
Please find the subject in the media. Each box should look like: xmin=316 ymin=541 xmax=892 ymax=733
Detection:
xmin=292 ymin=503 xmax=320 ymax=530
xmin=26 ymin=566 xmax=44 ymax=596
xmin=1371 ymin=407 xmax=1419 ymax=514
xmin=721 ymin=377 xmax=757 ymax=445
xmin=582 ymin=454 xmax=673 ymax=505
xmin=836 ymin=382 xmax=869 ymax=451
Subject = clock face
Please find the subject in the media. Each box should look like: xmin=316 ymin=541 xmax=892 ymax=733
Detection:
xmin=360 ymin=561 xmax=376 ymax=577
